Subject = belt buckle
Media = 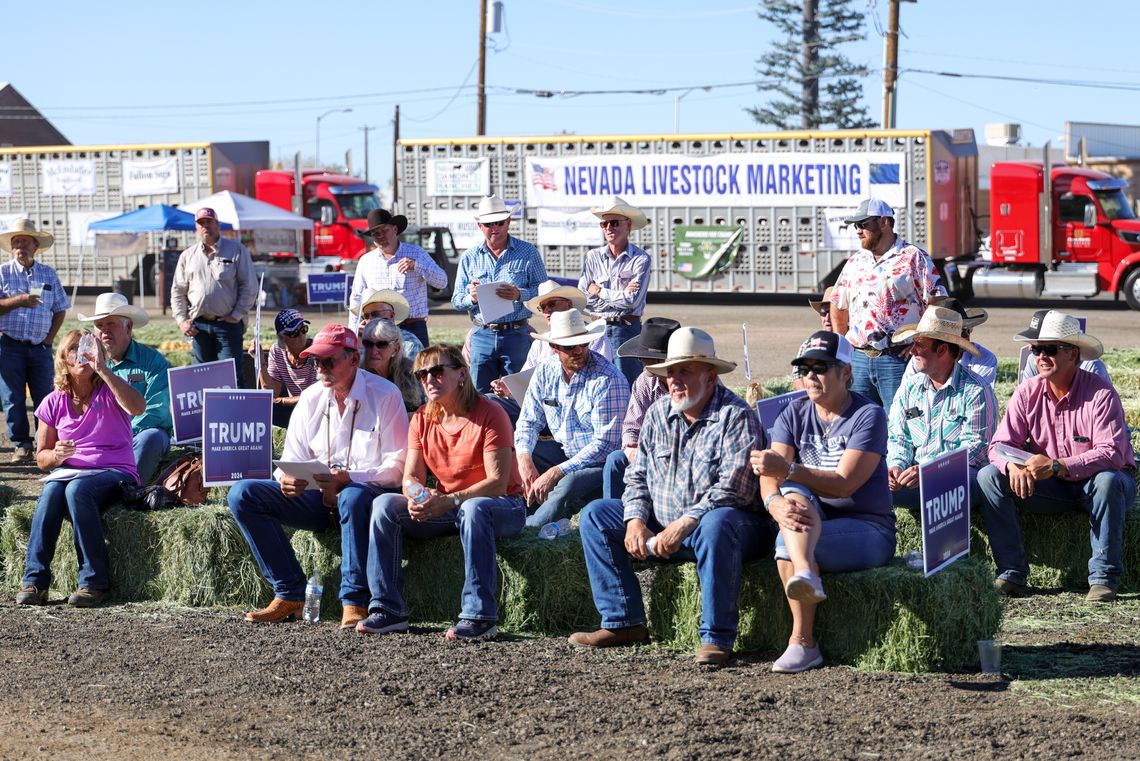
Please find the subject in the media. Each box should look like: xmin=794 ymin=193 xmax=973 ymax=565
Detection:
xmin=862 ymin=346 xmax=883 ymax=358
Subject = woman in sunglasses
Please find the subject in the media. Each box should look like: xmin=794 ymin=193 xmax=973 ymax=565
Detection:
xmin=749 ymin=330 xmax=895 ymax=674
xmin=360 ymin=318 xmax=424 ymax=415
xmin=358 ymin=344 xmax=527 ymax=641
xmin=255 ymin=309 xmax=318 ymax=429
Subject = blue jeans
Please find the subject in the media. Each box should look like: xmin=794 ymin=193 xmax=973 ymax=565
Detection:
xmin=579 ymin=499 xmax=775 ymax=648
xmin=191 ymin=318 xmax=245 ymax=365
xmin=976 ymin=464 xmax=1137 ymax=588
xmin=773 ymin=484 xmax=896 ymax=572
xmin=606 ymin=321 xmax=642 ymax=387
xmin=602 ymin=448 xmax=630 ymax=500
xmin=850 ymin=349 xmax=907 ymax=416
xmin=0 ymin=336 xmax=54 ymax=448
xmin=367 ymin=493 xmax=526 ymax=620
xmin=133 ymin=428 xmax=171 ymax=484
xmin=400 ymin=319 xmax=430 ymax=348
xmin=469 ymin=325 xmax=531 ymax=393
xmin=23 ymin=469 xmax=133 ymax=591
xmin=891 ymin=469 xmax=982 ymax=513
xmin=527 ymin=438 xmax=603 ymax=528
xmin=228 ymin=478 xmax=388 ymax=605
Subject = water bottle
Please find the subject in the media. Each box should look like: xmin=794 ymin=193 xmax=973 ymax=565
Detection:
xmin=905 ymin=550 xmax=923 ymax=570
xmin=303 ymin=574 xmax=323 ymax=624
xmin=538 ymin=518 xmax=572 ymax=540
xmin=646 ymin=536 xmax=658 ymax=556
xmin=77 ymin=333 xmax=98 ymax=365
xmin=404 ymin=478 xmax=430 ymax=505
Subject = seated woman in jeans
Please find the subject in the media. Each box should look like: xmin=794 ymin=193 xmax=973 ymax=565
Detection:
xmin=357 ymin=344 xmax=526 ymax=641
xmin=16 ymin=329 xmax=144 ymax=608
xmin=750 ymin=331 xmax=895 ymax=674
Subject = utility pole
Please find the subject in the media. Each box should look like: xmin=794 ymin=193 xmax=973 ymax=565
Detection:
xmin=359 ymin=124 xmax=375 ymax=183
xmin=881 ymin=0 xmax=912 ymax=129
xmin=392 ymin=105 xmax=401 ymax=206
xmin=477 ymin=0 xmax=488 ymax=135
xmin=801 ymin=0 xmax=819 ymax=129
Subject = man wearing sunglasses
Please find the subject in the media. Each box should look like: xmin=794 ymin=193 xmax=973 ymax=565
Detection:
xmin=451 ymin=195 xmax=548 ymax=393
xmin=578 ymin=196 xmax=651 ymax=387
xmin=979 ymin=311 xmax=1136 ymax=603
xmin=348 ymin=209 xmax=446 ymax=348
xmin=228 ymin=323 xmax=409 ymax=627
xmin=830 ymin=199 xmax=946 ymax=415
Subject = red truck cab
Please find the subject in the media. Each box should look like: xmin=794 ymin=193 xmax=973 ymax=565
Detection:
xmin=255 ymin=169 xmax=382 ymax=264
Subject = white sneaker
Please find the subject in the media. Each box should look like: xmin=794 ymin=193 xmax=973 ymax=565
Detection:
xmin=784 ymin=570 xmax=827 ymax=603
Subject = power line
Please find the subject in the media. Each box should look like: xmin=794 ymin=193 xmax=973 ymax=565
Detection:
xmin=903 ymin=68 xmax=1140 ymax=93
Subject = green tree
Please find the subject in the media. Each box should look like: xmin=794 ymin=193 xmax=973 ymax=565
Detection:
xmin=748 ymin=0 xmax=876 ymax=130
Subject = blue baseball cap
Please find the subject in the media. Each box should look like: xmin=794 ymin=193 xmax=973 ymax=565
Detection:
xmin=843 ymin=198 xmax=895 ymax=224
xmin=274 ymin=309 xmax=308 ymax=335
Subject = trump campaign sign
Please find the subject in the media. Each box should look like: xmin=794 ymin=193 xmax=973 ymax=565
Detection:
xmin=307 ymin=272 xmax=349 ymax=305
xmin=201 ymin=390 xmax=274 ymax=486
xmin=168 ymin=359 xmax=237 ymax=444
xmin=917 ymin=447 xmax=971 ymax=577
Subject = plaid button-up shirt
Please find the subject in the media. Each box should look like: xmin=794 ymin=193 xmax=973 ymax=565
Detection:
xmin=452 ymin=236 xmax=547 ymax=324
xmin=0 ymin=259 xmax=69 ymax=343
xmin=348 ymin=242 xmax=448 ymax=328
xmin=623 ymin=384 xmax=762 ymax=526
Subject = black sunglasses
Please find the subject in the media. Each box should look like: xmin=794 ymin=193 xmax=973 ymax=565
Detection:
xmin=482 ymin=219 xmax=508 ymax=228
xmin=852 ymin=219 xmax=879 ymax=231
xmin=316 ymin=354 xmax=346 ymax=370
xmin=598 ymin=219 xmax=625 ymax=229
xmin=363 ymin=339 xmax=393 ymax=351
xmin=795 ymin=361 xmax=833 ymax=377
xmin=283 ymin=325 xmax=308 ymax=337
xmin=414 ymin=363 xmax=460 ymax=382
xmin=1030 ymin=344 xmax=1068 ymax=357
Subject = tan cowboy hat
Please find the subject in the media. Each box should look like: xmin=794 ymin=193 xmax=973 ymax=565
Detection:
xmin=807 ymin=286 xmax=835 ymax=314
xmin=646 ymin=327 xmax=736 ymax=376
xmin=0 ymin=218 xmax=54 ymax=253
xmin=77 ymin=292 xmax=150 ymax=327
xmin=591 ymin=195 xmax=648 ymax=231
xmin=892 ymin=306 xmax=980 ymax=358
xmin=474 ymin=194 xmax=512 ymax=224
xmin=524 ymin=279 xmax=587 ymax=314
xmin=354 ymin=288 xmax=410 ymax=324
xmin=1013 ymin=309 xmax=1103 ymax=360
xmin=532 ymin=308 xmax=606 ymax=347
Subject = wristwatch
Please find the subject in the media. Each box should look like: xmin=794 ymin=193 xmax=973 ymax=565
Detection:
xmin=1051 ymin=459 xmax=1061 ymax=476
xmin=451 ymin=494 xmax=461 ymax=508
xmin=786 ymin=461 xmax=798 ymax=482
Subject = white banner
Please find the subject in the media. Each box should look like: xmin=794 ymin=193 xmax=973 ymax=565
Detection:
xmin=42 ymin=159 xmax=97 ymax=196
xmin=426 ymin=158 xmax=490 ymax=196
xmin=821 ymin=207 xmax=864 ymax=251
xmin=0 ymin=214 xmax=26 ymax=232
xmin=122 ymin=157 xmax=180 ymax=196
xmin=69 ymin=210 xmax=121 ymax=246
xmin=524 ymin=152 xmax=907 ymax=209
xmin=426 ymin=209 xmax=483 ymax=250
xmin=0 ymin=165 xmax=10 ymax=198
xmin=536 ymin=208 xmax=604 ymax=247
xmin=95 ymin=232 xmax=147 ymax=258
xmin=253 ymin=228 xmax=298 ymax=253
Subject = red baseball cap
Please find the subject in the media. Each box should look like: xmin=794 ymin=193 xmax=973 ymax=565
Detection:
xmin=195 ymin=207 xmax=218 ymax=222
xmin=300 ymin=324 xmax=359 ymax=359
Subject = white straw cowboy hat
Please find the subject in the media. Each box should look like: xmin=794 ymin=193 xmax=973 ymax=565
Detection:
xmin=0 ymin=218 xmax=54 ymax=253
xmin=892 ymin=306 xmax=980 ymax=357
xmin=1013 ymin=310 xmax=1103 ymax=360
xmin=524 ymin=279 xmax=587 ymax=314
xmin=532 ymin=308 xmax=606 ymax=347
xmin=807 ymin=286 xmax=835 ymax=314
xmin=646 ymin=327 xmax=736 ymax=376
xmin=77 ymin=292 xmax=150 ymax=327
xmin=353 ymin=288 xmax=410 ymax=324
xmin=591 ymin=195 xmax=648 ymax=231
xmin=474 ymin=194 xmax=512 ymax=224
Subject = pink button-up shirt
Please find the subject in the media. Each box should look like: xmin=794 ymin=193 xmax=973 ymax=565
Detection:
xmin=988 ymin=370 xmax=1136 ymax=481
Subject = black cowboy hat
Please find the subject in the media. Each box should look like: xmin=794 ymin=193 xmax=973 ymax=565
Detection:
xmin=616 ymin=317 xmax=681 ymax=361
xmin=366 ymin=208 xmax=408 ymax=235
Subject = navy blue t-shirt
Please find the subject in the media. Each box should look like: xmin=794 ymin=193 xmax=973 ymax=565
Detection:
xmin=771 ymin=391 xmax=894 ymax=530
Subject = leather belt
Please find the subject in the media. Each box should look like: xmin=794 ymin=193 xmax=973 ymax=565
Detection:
xmin=473 ymin=319 xmax=527 ymax=332
xmin=0 ymin=333 xmax=41 ymax=347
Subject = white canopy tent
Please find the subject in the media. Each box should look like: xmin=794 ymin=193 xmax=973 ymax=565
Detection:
xmin=177 ymin=191 xmax=313 ymax=231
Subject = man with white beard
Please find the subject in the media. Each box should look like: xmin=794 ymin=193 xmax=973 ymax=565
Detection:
xmin=568 ymin=327 xmax=774 ymax=666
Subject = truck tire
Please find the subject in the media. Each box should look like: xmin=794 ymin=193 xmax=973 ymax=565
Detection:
xmin=1123 ymin=267 xmax=1140 ymax=311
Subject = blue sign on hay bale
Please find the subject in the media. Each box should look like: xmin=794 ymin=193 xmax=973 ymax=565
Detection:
xmin=918 ymin=447 xmax=971 ymax=576
xmin=201 ymin=389 xmax=274 ymax=486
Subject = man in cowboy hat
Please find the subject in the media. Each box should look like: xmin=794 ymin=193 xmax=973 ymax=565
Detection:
xmin=978 ymin=310 xmax=1136 ymax=602
xmin=488 ymin=280 xmax=612 ymax=422
xmin=807 ymin=287 xmax=835 ymax=331
xmin=514 ymin=308 xmax=628 ymax=529
xmin=569 ymin=327 xmax=773 ymax=665
xmin=349 ymin=208 xmax=447 ymax=348
xmin=579 ymin=195 xmax=652 ymax=387
xmin=353 ymin=287 xmax=424 ymax=360
xmin=901 ymin=296 xmax=997 ymax=386
xmin=886 ymin=305 xmax=998 ymax=508
xmin=79 ymin=292 xmax=173 ymax=483
xmin=171 ymin=207 xmax=256 ymax=367
xmin=452 ymin=194 xmax=548 ymax=393
xmin=1017 ymin=309 xmax=1110 ymax=385
xmin=228 ymin=323 xmax=408 ymax=627
xmin=0 ymin=218 xmax=70 ymax=462
xmin=602 ymin=317 xmax=681 ymax=500
xmin=830 ymin=198 xmax=946 ymax=415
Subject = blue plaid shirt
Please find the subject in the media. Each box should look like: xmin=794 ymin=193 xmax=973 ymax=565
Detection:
xmin=0 ymin=259 xmax=70 ymax=343
xmin=623 ymin=384 xmax=762 ymax=526
xmin=451 ymin=236 xmax=547 ymax=324
xmin=515 ymin=352 xmax=629 ymax=474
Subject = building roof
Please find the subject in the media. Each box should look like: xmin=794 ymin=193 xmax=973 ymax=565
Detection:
xmin=0 ymin=82 xmax=69 ymax=147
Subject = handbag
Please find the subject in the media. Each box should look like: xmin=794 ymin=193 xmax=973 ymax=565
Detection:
xmin=120 ymin=454 xmax=207 ymax=510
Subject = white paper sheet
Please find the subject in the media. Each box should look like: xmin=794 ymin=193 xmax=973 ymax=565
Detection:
xmin=40 ymin=468 xmax=111 ymax=482
xmin=272 ymin=459 xmax=333 ymax=489
xmin=475 ymin=281 xmax=514 ymax=324
xmin=501 ymin=368 xmax=535 ymax=402
xmin=994 ymin=444 xmax=1032 ymax=465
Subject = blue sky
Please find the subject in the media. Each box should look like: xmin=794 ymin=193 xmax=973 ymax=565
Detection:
xmin=9 ymin=1 xmax=1140 ymax=189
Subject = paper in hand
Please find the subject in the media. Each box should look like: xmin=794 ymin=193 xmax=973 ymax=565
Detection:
xmin=475 ymin=282 xmax=514 ymax=324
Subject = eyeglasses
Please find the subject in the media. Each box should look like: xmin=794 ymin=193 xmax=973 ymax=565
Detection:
xmin=414 ymin=363 xmax=459 ymax=382
xmin=795 ymin=361 xmax=833 ymax=377
xmin=363 ymin=309 xmax=395 ymax=320
xmin=539 ymin=300 xmax=571 ymax=315
xmin=552 ymin=343 xmax=587 ymax=354
xmin=369 ymin=227 xmax=393 ymax=237
xmin=1030 ymin=344 xmax=1068 ymax=357
xmin=363 ymin=339 xmax=393 ymax=351
xmin=817 ymin=307 xmax=830 ymax=317
xmin=315 ymin=354 xmax=346 ymax=370
xmin=283 ymin=325 xmax=308 ymax=337
xmin=481 ymin=219 xmax=508 ymax=228
xmin=598 ymin=219 xmax=625 ymax=229
xmin=852 ymin=219 xmax=879 ymax=231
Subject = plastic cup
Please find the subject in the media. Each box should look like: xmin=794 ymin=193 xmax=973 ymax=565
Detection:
xmin=977 ymin=639 xmax=1002 ymax=675
xmin=28 ymin=285 xmax=43 ymax=298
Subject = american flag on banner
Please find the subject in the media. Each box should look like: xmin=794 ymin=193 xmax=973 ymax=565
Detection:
xmin=531 ymin=164 xmax=557 ymax=191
